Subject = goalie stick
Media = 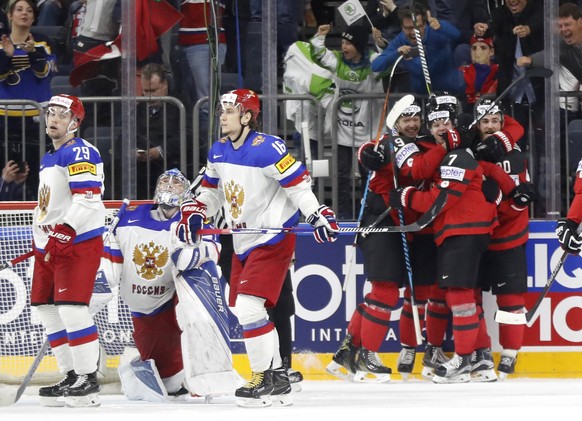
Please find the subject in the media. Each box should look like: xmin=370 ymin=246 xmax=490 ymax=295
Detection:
xmin=0 ymin=199 xmax=131 ymax=407
xmin=494 ymin=224 xmax=582 ymax=325
xmin=198 ymin=191 xmax=447 ymax=236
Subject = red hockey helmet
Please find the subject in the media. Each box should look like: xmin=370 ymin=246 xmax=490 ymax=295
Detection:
xmin=220 ymin=89 xmax=260 ymax=124
xmin=47 ymin=94 xmax=85 ymax=123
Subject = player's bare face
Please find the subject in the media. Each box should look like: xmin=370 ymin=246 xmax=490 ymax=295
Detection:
xmin=478 ymin=115 xmax=502 ymax=139
xmin=430 ymin=119 xmax=454 ymax=144
xmin=45 ymin=106 xmax=74 ymax=140
xmin=219 ymin=105 xmax=243 ymax=138
xmin=396 ymin=115 xmax=421 ymax=137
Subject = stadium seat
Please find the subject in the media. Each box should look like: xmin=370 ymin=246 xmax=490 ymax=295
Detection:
xmin=51 ymin=75 xmax=82 ymax=97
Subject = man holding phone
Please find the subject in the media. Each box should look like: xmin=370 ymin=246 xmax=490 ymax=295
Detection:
xmin=0 ymin=159 xmax=29 ymax=200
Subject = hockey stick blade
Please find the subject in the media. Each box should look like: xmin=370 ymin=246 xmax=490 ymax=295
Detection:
xmin=386 ymin=94 xmax=415 ymax=129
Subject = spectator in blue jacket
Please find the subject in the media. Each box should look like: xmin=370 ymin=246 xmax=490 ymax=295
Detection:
xmin=371 ymin=4 xmax=464 ymax=95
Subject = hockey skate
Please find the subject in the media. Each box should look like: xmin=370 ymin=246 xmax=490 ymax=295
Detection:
xmin=497 ymin=349 xmax=518 ymax=381
xmin=470 ymin=348 xmax=497 ymax=382
xmin=235 ymin=371 xmax=273 ymax=408
xmin=421 ymin=344 xmax=449 ymax=380
xmin=432 ymin=353 xmax=472 ymax=384
xmin=397 ymin=347 xmax=416 ymax=381
xmin=353 ymin=348 xmax=391 ymax=383
xmin=39 ymin=370 xmax=78 ymax=407
xmin=326 ymin=335 xmax=358 ymax=381
xmin=64 ymin=371 xmax=100 ymax=407
xmin=287 ymin=368 xmax=304 ymax=392
xmin=270 ymin=368 xmax=293 ymax=406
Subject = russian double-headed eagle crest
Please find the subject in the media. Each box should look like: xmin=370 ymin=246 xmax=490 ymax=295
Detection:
xmin=37 ymin=184 xmax=50 ymax=222
xmin=132 ymin=241 xmax=169 ymax=280
xmin=224 ymin=180 xmax=244 ymax=219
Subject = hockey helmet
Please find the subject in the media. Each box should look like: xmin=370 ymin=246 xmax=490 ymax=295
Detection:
xmin=425 ymin=93 xmax=459 ymax=129
xmin=154 ymin=168 xmax=192 ymax=207
xmin=46 ymin=94 xmax=85 ymax=123
xmin=219 ymin=89 xmax=261 ymax=124
xmin=398 ymin=101 xmax=423 ymax=120
xmin=474 ymin=97 xmax=504 ymax=123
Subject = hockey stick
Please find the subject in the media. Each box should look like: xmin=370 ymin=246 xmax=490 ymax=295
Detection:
xmin=198 ymin=193 xmax=447 ymax=236
xmin=387 ymin=134 xmax=423 ymax=345
xmin=0 ymin=250 xmax=34 ymax=271
xmin=411 ymin=7 xmax=431 ymax=95
xmin=494 ymin=224 xmax=582 ymax=325
xmin=0 ymin=199 xmax=131 ymax=407
xmin=343 ymin=63 xmax=408 ymax=291
xmin=469 ymin=67 xmax=553 ymax=129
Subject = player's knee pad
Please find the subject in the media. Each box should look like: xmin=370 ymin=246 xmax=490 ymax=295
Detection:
xmin=233 ymin=294 xmax=268 ymax=326
xmin=57 ymin=304 xmax=95 ymax=332
xmin=446 ymin=288 xmax=477 ymax=317
xmin=497 ymin=293 xmax=526 ymax=313
xmin=365 ymin=281 xmax=400 ymax=310
xmin=36 ymin=304 xmax=63 ymax=333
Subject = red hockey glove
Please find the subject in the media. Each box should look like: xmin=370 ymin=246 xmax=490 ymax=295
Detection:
xmin=45 ymin=224 xmax=76 ymax=261
xmin=443 ymin=127 xmax=475 ymax=152
xmin=556 ymin=219 xmax=582 ymax=255
xmin=176 ymin=199 xmax=207 ymax=245
xmin=358 ymin=141 xmax=386 ymax=171
xmin=306 ymin=205 xmax=340 ymax=243
xmin=389 ymin=186 xmax=416 ymax=210
xmin=474 ymin=132 xmax=512 ymax=162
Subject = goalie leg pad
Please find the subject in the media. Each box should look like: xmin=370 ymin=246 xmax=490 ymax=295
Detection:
xmin=118 ymin=357 xmax=168 ymax=402
xmin=174 ymin=262 xmax=239 ymax=396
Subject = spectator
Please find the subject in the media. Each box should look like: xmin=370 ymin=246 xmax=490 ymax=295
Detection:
xmin=36 ymin=0 xmax=71 ymax=25
xmin=459 ymin=33 xmax=498 ymax=112
xmin=0 ymin=0 xmax=56 ymax=199
xmin=0 ymin=159 xmax=29 ymax=200
xmin=309 ymin=23 xmax=385 ymax=219
xmin=490 ymin=0 xmax=544 ymax=215
xmin=371 ymin=4 xmax=465 ymax=96
xmin=179 ymin=0 xmax=226 ymax=156
xmin=366 ymin=0 xmax=411 ymax=46
xmin=428 ymin=0 xmax=491 ymax=67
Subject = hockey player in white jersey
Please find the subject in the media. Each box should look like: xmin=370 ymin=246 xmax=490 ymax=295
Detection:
xmin=175 ymin=89 xmax=340 ymax=407
xmin=31 ymin=94 xmax=106 ymax=408
xmin=95 ymin=169 xmax=238 ymax=401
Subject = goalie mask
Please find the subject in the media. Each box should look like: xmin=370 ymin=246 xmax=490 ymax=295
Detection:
xmin=154 ymin=168 xmax=191 ymax=207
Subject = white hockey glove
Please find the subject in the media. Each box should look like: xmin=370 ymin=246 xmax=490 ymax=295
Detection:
xmin=171 ymin=239 xmax=219 ymax=272
xmin=306 ymin=205 xmax=340 ymax=243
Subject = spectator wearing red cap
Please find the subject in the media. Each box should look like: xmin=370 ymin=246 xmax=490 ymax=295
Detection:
xmin=459 ymin=33 xmax=499 ymax=112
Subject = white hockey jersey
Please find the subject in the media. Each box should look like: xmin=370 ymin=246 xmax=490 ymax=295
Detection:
xmin=33 ymin=137 xmax=106 ymax=250
xmin=198 ymin=130 xmax=321 ymax=259
xmin=103 ymin=204 xmax=220 ymax=316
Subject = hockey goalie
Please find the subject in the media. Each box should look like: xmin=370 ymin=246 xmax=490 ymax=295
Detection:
xmin=91 ymin=169 xmax=239 ymax=402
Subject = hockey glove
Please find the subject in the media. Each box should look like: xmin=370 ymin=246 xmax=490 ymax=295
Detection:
xmin=482 ymin=178 xmax=502 ymax=205
xmin=171 ymin=241 xmax=215 ymax=272
xmin=45 ymin=224 xmax=76 ymax=261
xmin=510 ymin=182 xmax=536 ymax=209
xmin=176 ymin=199 xmax=207 ymax=245
xmin=389 ymin=186 xmax=416 ymax=210
xmin=556 ymin=219 xmax=582 ymax=255
xmin=306 ymin=205 xmax=340 ymax=243
xmin=358 ymin=141 xmax=386 ymax=171
xmin=443 ymin=127 xmax=475 ymax=152
xmin=474 ymin=132 xmax=512 ymax=163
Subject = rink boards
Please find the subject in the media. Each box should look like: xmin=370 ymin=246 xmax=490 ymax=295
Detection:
xmin=2 ymin=220 xmax=582 ymax=379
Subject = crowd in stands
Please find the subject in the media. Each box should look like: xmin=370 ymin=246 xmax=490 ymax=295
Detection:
xmin=0 ymin=1 xmax=580 ymax=219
